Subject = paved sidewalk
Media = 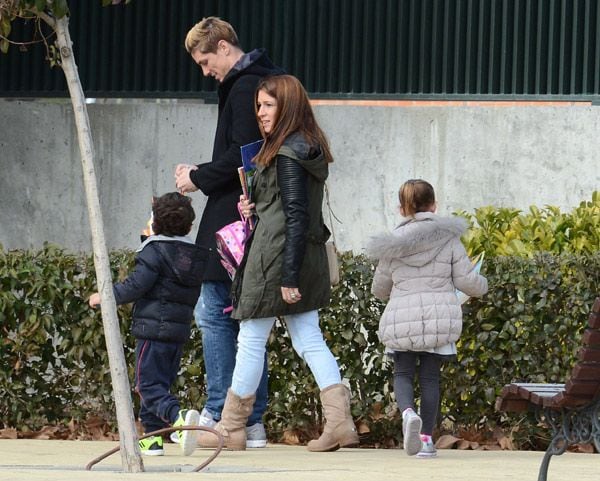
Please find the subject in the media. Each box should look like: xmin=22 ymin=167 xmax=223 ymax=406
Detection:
xmin=0 ymin=439 xmax=598 ymax=481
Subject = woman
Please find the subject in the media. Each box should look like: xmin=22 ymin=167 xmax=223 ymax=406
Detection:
xmin=198 ymin=74 xmax=359 ymax=452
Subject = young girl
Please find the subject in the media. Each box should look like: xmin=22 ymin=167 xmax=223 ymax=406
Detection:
xmin=368 ymin=179 xmax=487 ymax=458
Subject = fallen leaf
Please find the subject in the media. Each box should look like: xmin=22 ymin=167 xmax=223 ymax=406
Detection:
xmin=68 ymin=419 xmax=77 ymax=433
xmin=0 ymin=428 xmax=18 ymax=439
xmin=498 ymin=435 xmax=514 ymax=450
xmin=356 ymin=420 xmax=370 ymax=435
xmin=436 ymin=434 xmax=461 ymax=449
xmin=481 ymin=444 xmax=501 ymax=450
xmin=281 ymin=429 xmax=300 ymax=445
xmin=457 ymin=439 xmax=479 ymax=450
xmin=572 ymin=443 xmax=595 ymax=454
xmin=370 ymin=402 xmax=385 ymax=421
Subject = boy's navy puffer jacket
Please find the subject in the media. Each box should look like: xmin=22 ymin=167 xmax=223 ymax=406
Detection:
xmin=113 ymin=236 xmax=206 ymax=344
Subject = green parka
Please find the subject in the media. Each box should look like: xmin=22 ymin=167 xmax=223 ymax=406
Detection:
xmin=231 ymin=134 xmax=331 ymax=320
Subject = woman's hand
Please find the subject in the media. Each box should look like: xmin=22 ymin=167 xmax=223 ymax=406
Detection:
xmin=281 ymin=286 xmax=302 ymax=304
xmin=238 ymin=195 xmax=256 ymax=220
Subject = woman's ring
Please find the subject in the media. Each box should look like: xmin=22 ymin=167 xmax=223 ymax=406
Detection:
xmin=291 ymin=293 xmax=296 ymax=299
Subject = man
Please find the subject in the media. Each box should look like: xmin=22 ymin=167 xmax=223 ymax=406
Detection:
xmin=175 ymin=17 xmax=283 ymax=451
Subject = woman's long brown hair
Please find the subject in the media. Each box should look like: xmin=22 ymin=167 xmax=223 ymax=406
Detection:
xmin=253 ymin=75 xmax=333 ymax=167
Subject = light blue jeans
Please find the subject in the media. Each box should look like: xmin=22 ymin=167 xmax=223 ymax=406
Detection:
xmin=195 ymin=281 xmax=268 ymax=425
xmin=231 ymin=310 xmax=342 ymax=397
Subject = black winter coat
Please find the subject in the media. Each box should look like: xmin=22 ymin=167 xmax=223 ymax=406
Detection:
xmin=113 ymin=237 xmax=206 ymax=344
xmin=190 ymin=49 xmax=284 ymax=282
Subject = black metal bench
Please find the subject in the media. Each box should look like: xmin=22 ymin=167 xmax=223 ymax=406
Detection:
xmin=495 ymin=296 xmax=600 ymax=481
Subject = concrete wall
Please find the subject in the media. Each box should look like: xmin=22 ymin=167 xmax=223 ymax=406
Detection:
xmin=1 ymin=99 xmax=598 ymax=254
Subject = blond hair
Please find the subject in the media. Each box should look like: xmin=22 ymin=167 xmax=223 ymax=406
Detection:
xmin=184 ymin=16 xmax=240 ymax=54
xmin=399 ymin=179 xmax=435 ymax=217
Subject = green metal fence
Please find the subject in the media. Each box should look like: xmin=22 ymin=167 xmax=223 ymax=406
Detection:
xmin=1 ymin=0 xmax=599 ymax=100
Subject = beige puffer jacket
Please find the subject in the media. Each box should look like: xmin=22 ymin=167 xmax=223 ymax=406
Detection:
xmin=367 ymin=212 xmax=487 ymax=351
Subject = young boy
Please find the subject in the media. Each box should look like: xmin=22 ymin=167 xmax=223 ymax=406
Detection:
xmin=89 ymin=192 xmax=206 ymax=456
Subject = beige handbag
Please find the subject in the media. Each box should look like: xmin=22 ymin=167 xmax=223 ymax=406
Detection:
xmin=324 ymin=183 xmax=340 ymax=286
xmin=325 ymin=240 xmax=340 ymax=286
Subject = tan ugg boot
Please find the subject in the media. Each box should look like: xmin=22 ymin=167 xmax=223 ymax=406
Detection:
xmin=307 ymin=383 xmax=359 ymax=452
xmin=197 ymin=389 xmax=255 ymax=450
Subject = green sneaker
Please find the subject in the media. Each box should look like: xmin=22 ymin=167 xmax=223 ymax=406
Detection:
xmin=139 ymin=435 xmax=164 ymax=456
xmin=173 ymin=409 xmax=200 ymax=456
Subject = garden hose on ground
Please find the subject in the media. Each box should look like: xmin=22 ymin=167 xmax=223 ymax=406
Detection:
xmin=85 ymin=425 xmax=224 ymax=472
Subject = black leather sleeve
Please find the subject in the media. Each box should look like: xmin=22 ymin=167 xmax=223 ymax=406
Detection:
xmin=277 ymin=155 xmax=309 ymax=287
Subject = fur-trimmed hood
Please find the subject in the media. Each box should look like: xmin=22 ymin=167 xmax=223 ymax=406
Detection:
xmin=367 ymin=212 xmax=468 ymax=267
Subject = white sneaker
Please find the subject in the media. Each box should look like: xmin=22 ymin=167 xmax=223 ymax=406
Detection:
xmin=173 ymin=409 xmax=200 ymax=456
xmin=246 ymin=422 xmax=267 ymax=448
xmin=170 ymin=407 xmax=216 ymax=443
xmin=402 ymin=408 xmax=422 ymax=456
xmin=198 ymin=408 xmax=217 ymax=428
xmin=416 ymin=434 xmax=437 ymax=458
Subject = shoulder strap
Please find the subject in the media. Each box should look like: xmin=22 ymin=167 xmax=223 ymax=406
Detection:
xmin=324 ymin=182 xmax=342 ymax=247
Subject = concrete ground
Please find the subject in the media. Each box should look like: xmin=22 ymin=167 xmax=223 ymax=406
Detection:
xmin=1 ymin=439 xmax=598 ymax=481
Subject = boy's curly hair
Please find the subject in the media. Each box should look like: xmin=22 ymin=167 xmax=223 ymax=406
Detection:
xmin=152 ymin=192 xmax=195 ymax=237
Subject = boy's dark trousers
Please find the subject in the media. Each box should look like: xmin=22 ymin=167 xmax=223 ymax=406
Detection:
xmin=134 ymin=339 xmax=184 ymax=433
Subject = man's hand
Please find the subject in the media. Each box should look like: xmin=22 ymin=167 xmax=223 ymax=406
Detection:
xmin=175 ymin=164 xmax=199 ymax=194
xmin=89 ymin=293 xmax=101 ymax=308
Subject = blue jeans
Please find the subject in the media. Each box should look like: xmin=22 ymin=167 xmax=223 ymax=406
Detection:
xmin=231 ymin=310 xmax=341 ymax=397
xmin=195 ymin=281 xmax=268 ymax=425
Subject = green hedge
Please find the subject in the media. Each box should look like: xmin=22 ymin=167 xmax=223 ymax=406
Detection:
xmin=0 ymin=245 xmax=135 ymax=430
xmin=446 ymin=253 xmax=599 ymax=448
xmin=1 ymin=243 xmax=598 ymax=448
xmin=459 ymin=191 xmax=600 ymax=256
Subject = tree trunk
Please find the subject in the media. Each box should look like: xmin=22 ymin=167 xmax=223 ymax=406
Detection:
xmin=53 ymin=15 xmax=144 ymax=473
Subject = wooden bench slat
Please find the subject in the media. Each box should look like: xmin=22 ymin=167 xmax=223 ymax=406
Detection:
xmin=498 ymin=384 xmax=563 ymax=402
xmin=494 ymin=397 xmax=528 ymax=412
xmin=497 ymin=383 xmax=565 ymax=410
xmin=506 ymin=383 xmax=564 ymax=390
xmin=564 ymin=378 xmax=600 ymax=397
xmin=526 ymin=390 xmax=562 ymax=397
xmin=583 ymin=329 xmax=600 ymax=346
xmin=589 ymin=311 xmax=600 ymax=329
xmin=571 ymin=363 xmax=600 ymax=381
xmin=578 ymin=346 xmax=600 ymax=362
xmin=592 ymin=297 xmax=600 ymax=314
xmin=499 ymin=383 xmax=564 ymax=395
xmin=545 ymin=392 xmax=594 ymax=409
xmin=530 ymin=390 xmax=563 ymax=405
xmin=515 ymin=385 xmax=564 ymax=392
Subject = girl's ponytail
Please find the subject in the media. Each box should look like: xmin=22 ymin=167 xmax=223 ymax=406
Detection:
xmin=399 ymin=179 xmax=435 ymax=217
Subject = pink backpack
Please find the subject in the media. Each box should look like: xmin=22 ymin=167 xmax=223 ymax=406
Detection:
xmin=215 ymin=210 xmax=249 ymax=280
